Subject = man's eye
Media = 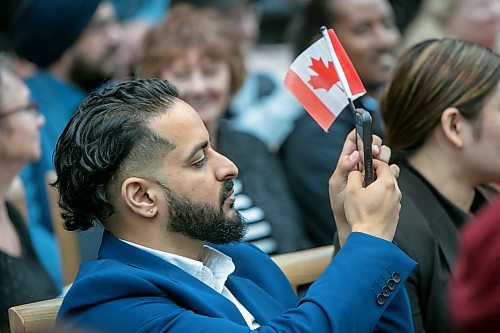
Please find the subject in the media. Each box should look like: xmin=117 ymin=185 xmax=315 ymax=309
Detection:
xmin=202 ymin=66 xmax=218 ymax=77
xmin=194 ymin=156 xmax=207 ymax=168
xmin=172 ymin=71 xmax=190 ymax=81
xmin=353 ymin=24 xmax=370 ymax=35
xmin=382 ymin=18 xmax=396 ymax=29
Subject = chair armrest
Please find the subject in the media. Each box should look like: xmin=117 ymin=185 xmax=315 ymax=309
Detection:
xmin=9 ymin=297 xmax=63 ymax=333
xmin=272 ymin=245 xmax=334 ymax=294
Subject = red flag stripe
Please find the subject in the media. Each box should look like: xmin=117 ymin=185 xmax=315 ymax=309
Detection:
xmin=327 ymin=29 xmax=365 ymax=95
xmin=284 ymin=69 xmax=336 ymax=132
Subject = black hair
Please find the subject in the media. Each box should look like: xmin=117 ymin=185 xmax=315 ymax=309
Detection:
xmin=53 ymin=78 xmax=179 ymax=231
xmin=287 ymin=0 xmax=337 ymax=56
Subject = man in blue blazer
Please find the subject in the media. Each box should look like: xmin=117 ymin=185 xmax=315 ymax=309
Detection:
xmin=54 ymin=78 xmax=415 ymax=332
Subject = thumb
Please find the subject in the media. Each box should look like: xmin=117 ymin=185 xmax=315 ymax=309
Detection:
xmin=338 ymin=151 xmax=360 ymax=178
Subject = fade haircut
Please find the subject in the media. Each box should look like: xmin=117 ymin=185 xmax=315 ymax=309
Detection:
xmin=53 ymin=78 xmax=179 ymax=231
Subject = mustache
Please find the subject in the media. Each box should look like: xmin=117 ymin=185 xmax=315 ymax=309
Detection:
xmin=220 ymin=180 xmax=234 ymax=204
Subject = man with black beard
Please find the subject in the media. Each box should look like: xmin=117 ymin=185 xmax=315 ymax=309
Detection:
xmin=54 ymin=78 xmax=416 ymax=332
xmin=10 ymin=0 xmax=122 ymax=290
xmin=162 ymin=180 xmax=247 ymax=244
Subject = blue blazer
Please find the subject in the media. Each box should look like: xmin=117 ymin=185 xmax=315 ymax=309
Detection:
xmin=58 ymin=232 xmax=416 ymax=332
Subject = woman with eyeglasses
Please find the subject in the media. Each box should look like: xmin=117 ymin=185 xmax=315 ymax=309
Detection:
xmin=0 ymin=60 xmax=57 ymax=332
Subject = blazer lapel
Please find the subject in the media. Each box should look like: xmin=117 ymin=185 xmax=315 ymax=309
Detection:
xmin=98 ymin=232 xmax=249 ymax=326
xmin=226 ymin=275 xmax=286 ymax=325
xmin=398 ymin=164 xmax=459 ymax=271
xmin=165 ymin=268 xmax=250 ymax=326
xmin=429 ymin=215 xmax=459 ymax=270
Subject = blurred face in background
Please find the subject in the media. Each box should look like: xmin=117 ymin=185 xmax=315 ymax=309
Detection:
xmin=69 ymin=1 xmax=122 ymax=92
xmin=227 ymin=3 xmax=260 ymax=53
xmin=0 ymin=69 xmax=45 ymax=164
xmin=445 ymin=0 xmax=500 ymax=49
xmin=160 ymin=48 xmax=232 ymax=129
xmin=329 ymin=0 xmax=400 ymax=95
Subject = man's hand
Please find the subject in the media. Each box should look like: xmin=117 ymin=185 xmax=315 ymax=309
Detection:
xmin=329 ymin=130 xmax=399 ymax=246
xmin=344 ymin=159 xmax=401 ymax=242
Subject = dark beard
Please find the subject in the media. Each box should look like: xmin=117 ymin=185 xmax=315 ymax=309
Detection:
xmin=68 ymin=56 xmax=112 ymax=93
xmin=162 ymin=181 xmax=247 ymax=244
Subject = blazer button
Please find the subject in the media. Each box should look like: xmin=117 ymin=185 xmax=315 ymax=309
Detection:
xmin=387 ymin=279 xmax=396 ymax=291
xmin=391 ymin=272 xmax=401 ymax=283
xmin=382 ymin=286 xmax=391 ymax=297
xmin=376 ymin=294 xmax=386 ymax=306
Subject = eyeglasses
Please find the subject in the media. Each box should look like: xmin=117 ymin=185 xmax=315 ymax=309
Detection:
xmin=0 ymin=101 xmax=39 ymax=119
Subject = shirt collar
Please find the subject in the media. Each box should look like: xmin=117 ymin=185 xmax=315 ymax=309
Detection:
xmin=120 ymin=240 xmax=235 ymax=293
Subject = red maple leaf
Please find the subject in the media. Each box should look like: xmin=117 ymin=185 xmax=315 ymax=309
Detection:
xmin=307 ymin=57 xmax=340 ymax=91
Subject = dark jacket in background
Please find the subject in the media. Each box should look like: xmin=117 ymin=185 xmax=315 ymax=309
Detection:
xmin=0 ymin=202 xmax=58 ymax=332
xmin=280 ymin=99 xmax=384 ymax=246
xmin=394 ymin=161 xmax=493 ymax=333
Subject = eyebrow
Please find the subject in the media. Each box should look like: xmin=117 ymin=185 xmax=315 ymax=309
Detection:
xmin=184 ymin=140 xmax=209 ymax=164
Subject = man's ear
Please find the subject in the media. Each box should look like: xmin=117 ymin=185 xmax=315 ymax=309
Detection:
xmin=440 ymin=107 xmax=466 ymax=149
xmin=121 ymin=177 xmax=159 ymax=218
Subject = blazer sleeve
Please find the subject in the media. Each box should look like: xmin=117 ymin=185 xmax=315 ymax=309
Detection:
xmin=59 ymin=233 xmax=416 ymax=333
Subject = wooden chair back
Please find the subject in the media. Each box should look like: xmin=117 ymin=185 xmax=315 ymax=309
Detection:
xmin=271 ymin=245 xmax=334 ymax=294
xmin=8 ymin=298 xmax=63 ymax=333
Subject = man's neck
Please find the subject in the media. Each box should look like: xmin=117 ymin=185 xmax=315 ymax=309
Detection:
xmin=112 ymin=226 xmax=205 ymax=261
xmin=160 ymin=233 xmax=205 ymax=261
xmin=48 ymin=58 xmax=72 ymax=85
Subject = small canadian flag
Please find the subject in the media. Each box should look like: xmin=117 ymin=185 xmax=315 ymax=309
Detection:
xmin=284 ymin=28 xmax=366 ymax=131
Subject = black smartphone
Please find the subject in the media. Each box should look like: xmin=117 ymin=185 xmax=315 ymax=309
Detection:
xmin=354 ymin=108 xmax=374 ymax=186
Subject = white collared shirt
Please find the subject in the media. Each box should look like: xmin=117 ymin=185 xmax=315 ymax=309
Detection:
xmin=121 ymin=240 xmax=260 ymax=329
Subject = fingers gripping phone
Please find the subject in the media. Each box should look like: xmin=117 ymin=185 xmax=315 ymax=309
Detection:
xmin=355 ymin=108 xmax=374 ymax=186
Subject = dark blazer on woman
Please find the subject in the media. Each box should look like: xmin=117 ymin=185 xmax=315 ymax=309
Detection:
xmin=394 ymin=161 xmax=491 ymax=333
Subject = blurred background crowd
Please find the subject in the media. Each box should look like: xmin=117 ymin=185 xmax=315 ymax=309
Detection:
xmin=0 ymin=0 xmax=499 ymax=332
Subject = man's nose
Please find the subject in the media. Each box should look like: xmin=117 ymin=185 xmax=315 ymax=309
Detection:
xmin=375 ymin=25 xmax=400 ymax=50
xmin=105 ymin=21 xmax=122 ymax=47
xmin=214 ymin=151 xmax=238 ymax=181
xmin=37 ymin=112 xmax=46 ymax=128
xmin=189 ymin=70 xmax=209 ymax=94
